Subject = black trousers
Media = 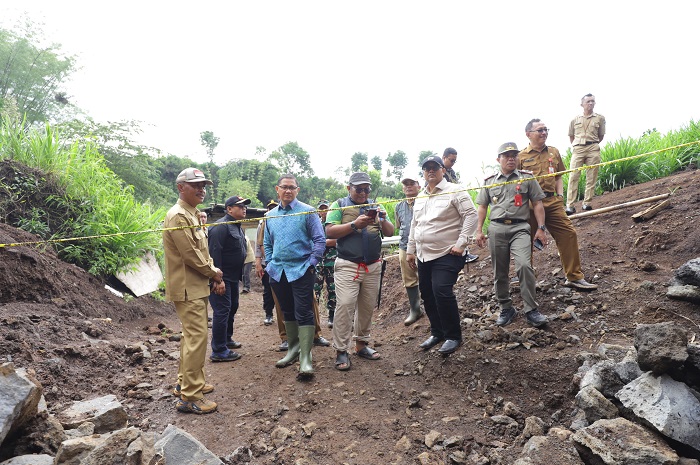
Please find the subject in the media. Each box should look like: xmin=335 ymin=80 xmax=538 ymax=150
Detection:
xmin=270 ymin=268 xmax=315 ymax=326
xmin=417 ymin=254 xmax=463 ymax=341
xmin=261 ymin=269 xmax=274 ymax=316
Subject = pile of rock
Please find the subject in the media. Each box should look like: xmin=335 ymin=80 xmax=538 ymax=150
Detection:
xmin=0 ymin=363 xmax=224 ymax=465
xmin=667 ymin=258 xmax=700 ymax=303
xmin=511 ymin=320 xmax=700 ymax=464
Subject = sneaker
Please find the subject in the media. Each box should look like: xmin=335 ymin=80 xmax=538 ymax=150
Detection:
xmin=278 ymin=340 xmax=288 ymax=351
xmin=226 ymin=340 xmax=242 ymax=349
xmin=525 ymin=309 xmax=548 ymax=327
xmin=565 ymin=206 xmax=576 ymax=216
xmin=264 ymin=316 xmax=274 ymax=326
xmin=172 ymin=383 xmax=214 ymax=397
xmin=176 ymin=397 xmax=217 ymax=414
xmin=582 ymin=204 xmax=593 ymax=211
xmin=313 ymin=336 xmax=331 ymax=347
xmin=564 ymin=279 xmax=598 ymax=290
xmin=210 ymin=350 xmax=242 ymax=362
xmin=496 ymin=307 xmax=516 ymax=326
xmin=465 ymin=253 xmax=479 ymax=264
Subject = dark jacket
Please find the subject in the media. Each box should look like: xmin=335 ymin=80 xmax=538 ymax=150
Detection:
xmin=208 ymin=214 xmax=247 ymax=282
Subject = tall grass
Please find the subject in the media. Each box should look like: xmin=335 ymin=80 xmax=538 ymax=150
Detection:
xmin=562 ymin=120 xmax=700 ymax=198
xmin=0 ymin=116 xmax=165 ymax=276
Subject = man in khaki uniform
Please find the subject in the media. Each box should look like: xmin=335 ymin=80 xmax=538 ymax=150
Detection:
xmin=566 ymin=93 xmax=606 ymax=214
xmin=519 ymin=119 xmax=598 ymax=291
xmin=163 ymin=168 xmax=223 ymax=414
xmin=475 ymin=143 xmax=549 ymax=328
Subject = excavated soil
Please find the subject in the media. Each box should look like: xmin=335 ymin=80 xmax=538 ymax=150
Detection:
xmin=1 ymin=168 xmax=699 ymax=464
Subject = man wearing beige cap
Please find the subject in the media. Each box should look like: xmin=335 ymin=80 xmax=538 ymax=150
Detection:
xmin=164 ymin=168 xmax=223 ymax=414
xmin=395 ymin=175 xmax=423 ymax=325
xmin=475 ymin=144 xmax=549 ymax=328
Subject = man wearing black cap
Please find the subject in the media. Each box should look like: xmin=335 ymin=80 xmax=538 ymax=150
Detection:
xmin=325 ymin=172 xmax=394 ymax=370
xmin=475 ymin=143 xmax=549 ymax=328
xmin=208 ymin=195 xmax=251 ymax=362
xmin=407 ymin=156 xmax=478 ymax=355
xmin=164 ymin=168 xmax=223 ymax=414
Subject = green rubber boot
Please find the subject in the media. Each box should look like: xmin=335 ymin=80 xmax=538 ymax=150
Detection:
xmin=404 ymin=286 xmax=424 ymax=326
xmin=298 ymin=325 xmax=315 ymax=375
xmin=276 ymin=321 xmax=299 ymax=368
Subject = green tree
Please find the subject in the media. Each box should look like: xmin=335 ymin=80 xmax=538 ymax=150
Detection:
xmin=268 ymin=141 xmax=313 ymax=177
xmin=386 ymin=149 xmax=408 ymax=182
xmin=0 ymin=20 xmax=77 ymax=123
xmin=418 ymin=150 xmax=436 ymax=168
xmin=351 ymin=152 xmax=368 ymax=172
xmin=370 ymin=155 xmax=382 ymax=171
xmin=199 ymin=130 xmax=219 ymax=163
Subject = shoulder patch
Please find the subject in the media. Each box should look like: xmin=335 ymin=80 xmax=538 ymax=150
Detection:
xmin=484 ymin=173 xmax=497 ymax=181
xmin=520 ymin=169 xmax=533 ymax=175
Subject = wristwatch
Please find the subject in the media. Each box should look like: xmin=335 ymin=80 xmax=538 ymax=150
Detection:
xmin=350 ymin=222 xmax=359 ymax=232
xmin=538 ymin=225 xmax=546 ymax=231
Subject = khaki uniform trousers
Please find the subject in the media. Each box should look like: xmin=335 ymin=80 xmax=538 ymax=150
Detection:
xmin=275 ymin=290 xmax=323 ymax=340
xmin=174 ymin=297 xmax=209 ymax=401
xmin=528 ymin=196 xmax=584 ymax=282
xmin=567 ymin=143 xmax=601 ymax=206
xmin=488 ymin=222 xmax=538 ymax=313
xmin=398 ymin=249 xmax=419 ymax=288
xmin=332 ymin=258 xmax=381 ymax=352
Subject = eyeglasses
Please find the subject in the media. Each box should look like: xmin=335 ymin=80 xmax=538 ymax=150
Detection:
xmin=277 ymin=185 xmax=298 ymax=191
xmin=529 ymin=128 xmax=549 ymax=134
xmin=353 ymin=187 xmax=371 ymax=194
xmin=445 ymin=158 xmax=456 ymax=164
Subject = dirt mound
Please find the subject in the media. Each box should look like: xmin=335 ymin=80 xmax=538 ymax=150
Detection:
xmin=1 ymin=168 xmax=699 ymax=463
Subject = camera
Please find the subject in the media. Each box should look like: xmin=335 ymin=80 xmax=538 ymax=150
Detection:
xmin=365 ymin=208 xmax=378 ymax=219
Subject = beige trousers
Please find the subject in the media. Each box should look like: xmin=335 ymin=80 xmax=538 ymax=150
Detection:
xmin=175 ymin=297 xmax=208 ymax=401
xmin=567 ymin=143 xmax=601 ymax=206
xmin=331 ymin=258 xmax=382 ymax=352
xmin=399 ymin=249 xmax=419 ymax=288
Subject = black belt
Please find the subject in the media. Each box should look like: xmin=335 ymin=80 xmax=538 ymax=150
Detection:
xmin=491 ymin=218 xmax=526 ymax=224
xmin=578 ymin=141 xmax=598 ymax=146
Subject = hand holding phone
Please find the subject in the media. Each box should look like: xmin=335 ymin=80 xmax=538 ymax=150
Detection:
xmin=365 ymin=208 xmax=378 ymax=219
xmin=533 ymin=238 xmax=544 ymax=250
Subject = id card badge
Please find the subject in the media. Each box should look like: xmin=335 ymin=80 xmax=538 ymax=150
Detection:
xmin=514 ymin=183 xmax=523 ymax=206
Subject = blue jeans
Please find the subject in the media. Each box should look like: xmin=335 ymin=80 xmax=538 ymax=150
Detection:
xmin=209 ymin=278 xmax=240 ymax=355
xmin=270 ymin=268 xmax=315 ymax=326
xmin=417 ymin=254 xmax=463 ymax=341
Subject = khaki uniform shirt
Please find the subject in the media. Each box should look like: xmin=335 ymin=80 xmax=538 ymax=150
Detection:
xmin=518 ymin=145 xmax=566 ymax=193
xmin=163 ymin=199 xmax=219 ymax=302
xmin=569 ymin=113 xmax=606 ymax=146
xmin=476 ymin=170 xmax=545 ymax=221
xmin=407 ymin=178 xmax=477 ymax=262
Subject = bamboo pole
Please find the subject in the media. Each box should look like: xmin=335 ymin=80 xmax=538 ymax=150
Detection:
xmin=568 ymin=193 xmax=671 ymax=219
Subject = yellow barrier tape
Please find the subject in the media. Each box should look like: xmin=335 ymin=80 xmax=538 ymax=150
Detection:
xmin=1 ymin=140 xmax=698 ymax=249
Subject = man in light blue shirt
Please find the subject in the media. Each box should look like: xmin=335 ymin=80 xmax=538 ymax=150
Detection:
xmin=264 ymin=174 xmax=325 ymax=376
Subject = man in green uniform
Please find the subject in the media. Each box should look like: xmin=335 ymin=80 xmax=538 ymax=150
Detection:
xmin=475 ymin=143 xmax=549 ymax=327
xmin=519 ymin=119 xmax=598 ymax=291
xmin=314 ymin=200 xmax=337 ymax=327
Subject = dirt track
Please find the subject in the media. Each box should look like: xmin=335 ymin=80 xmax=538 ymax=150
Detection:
xmin=1 ymin=168 xmax=699 ymax=464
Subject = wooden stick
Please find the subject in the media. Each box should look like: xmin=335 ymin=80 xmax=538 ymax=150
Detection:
xmin=632 ymin=198 xmax=672 ymax=222
xmin=569 ymin=193 xmax=671 ymax=219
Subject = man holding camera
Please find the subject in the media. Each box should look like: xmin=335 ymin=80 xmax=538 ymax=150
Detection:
xmin=475 ymin=143 xmax=549 ymax=328
xmin=325 ymin=172 xmax=394 ymax=371
xmin=519 ymin=119 xmax=598 ymax=291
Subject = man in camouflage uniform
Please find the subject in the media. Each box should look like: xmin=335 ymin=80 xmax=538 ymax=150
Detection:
xmin=314 ymin=200 xmax=337 ymax=327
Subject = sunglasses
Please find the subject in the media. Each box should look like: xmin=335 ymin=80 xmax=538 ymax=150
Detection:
xmin=353 ymin=187 xmax=371 ymax=194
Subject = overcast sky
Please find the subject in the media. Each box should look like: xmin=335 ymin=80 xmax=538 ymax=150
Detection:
xmin=4 ymin=1 xmax=699 ymax=185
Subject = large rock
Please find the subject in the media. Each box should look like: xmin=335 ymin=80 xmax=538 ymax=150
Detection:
xmin=673 ymin=344 xmax=700 ymax=390
xmin=572 ymin=417 xmax=679 ymax=465
xmin=575 ymin=386 xmax=619 ymax=423
xmin=675 ymin=258 xmax=700 ymax=286
xmin=57 ymin=395 xmax=128 ymax=434
xmin=514 ymin=435 xmax=585 ymax=465
xmin=667 ymin=284 xmax=700 ymax=304
xmin=579 ymin=360 xmax=625 ymax=398
xmin=0 ymin=364 xmax=42 ymax=445
xmin=0 ymin=455 xmax=54 ymax=465
xmin=152 ymin=424 xmax=222 ymax=465
xmin=616 ymin=372 xmax=700 ymax=453
xmin=635 ymin=322 xmax=688 ymax=375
